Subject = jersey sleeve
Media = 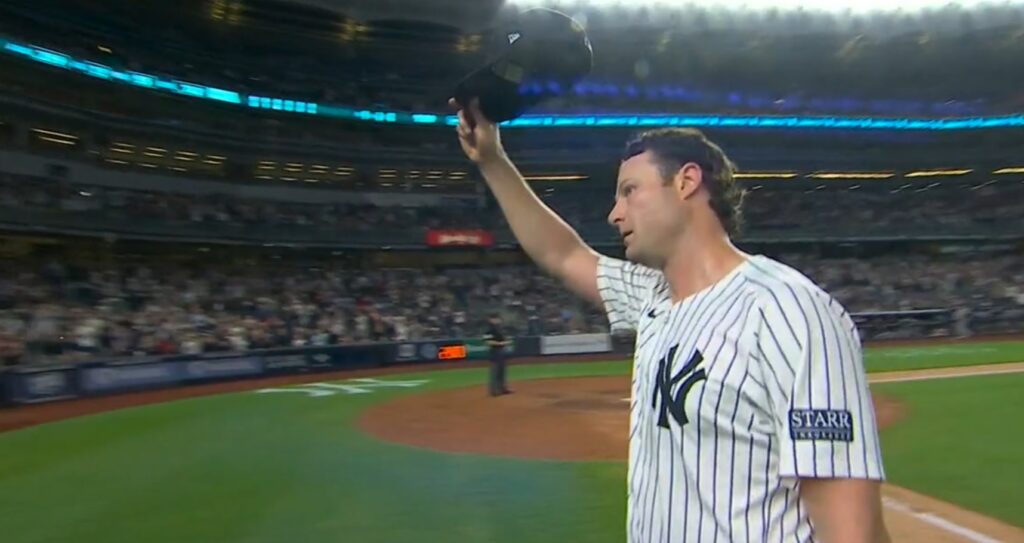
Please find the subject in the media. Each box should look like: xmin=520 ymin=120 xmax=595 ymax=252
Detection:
xmin=595 ymin=255 xmax=662 ymax=332
xmin=753 ymin=285 xmax=885 ymax=481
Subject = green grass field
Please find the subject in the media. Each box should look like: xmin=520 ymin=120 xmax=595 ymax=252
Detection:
xmin=0 ymin=342 xmax=1021 ymax=542
xmin=873 ymin=372 xmax=1024 ymax=527
xmin=864 ymin=340 xmax=1024 ymax=372
xmin=0 ymin=362 xmax=630 ymax=543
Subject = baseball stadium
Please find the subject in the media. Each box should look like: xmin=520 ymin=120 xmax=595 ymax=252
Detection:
xmin=1 ymin=1 xmax=1023 ymax=542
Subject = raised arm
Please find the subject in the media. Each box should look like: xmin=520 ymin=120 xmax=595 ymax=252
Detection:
xmin=451 ymin=98 xmax=602 ymax=307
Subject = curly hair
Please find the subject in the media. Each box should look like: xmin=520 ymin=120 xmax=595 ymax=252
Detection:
xmin=622 ymin=128 xmax=745 ymax=237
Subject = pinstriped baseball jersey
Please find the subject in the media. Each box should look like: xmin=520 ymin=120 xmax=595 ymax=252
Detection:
xmin=596 ymin=254 xmax=884 ymax=543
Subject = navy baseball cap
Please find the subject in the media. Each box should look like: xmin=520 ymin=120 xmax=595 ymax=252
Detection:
xmin=452 ymin=8 xmax=593 ymax=123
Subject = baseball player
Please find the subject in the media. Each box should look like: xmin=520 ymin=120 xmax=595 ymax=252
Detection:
xmin=451 ymin=98 xmax=890 ymax=543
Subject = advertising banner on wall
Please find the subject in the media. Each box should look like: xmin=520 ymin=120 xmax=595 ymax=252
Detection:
xmin=540 ymin=333 xmax=612 ymax=355
xmin=181 ymin=356 xmax=263 ymax=382
xmin=79 ymin=361 xmax=183 ymax=394
xmin=391 ymin=342 xmax=445 ymax=363
xmin=425 ymin=229 xmax=494 ymax=248
xmin=1 ymin=337 xmax=553 ymax=406
xmin=464 ymin=338 xmax=515 ymax=360
xmin=5 ymin=366 xmax=79 ymax=403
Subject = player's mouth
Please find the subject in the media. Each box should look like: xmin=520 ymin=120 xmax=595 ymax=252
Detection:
xmin=622 ymin=231 xmax=633 ymax=244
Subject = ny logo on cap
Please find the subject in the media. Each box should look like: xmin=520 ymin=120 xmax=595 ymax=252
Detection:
xmin=507 ymin=32 xmax=521 ymax=45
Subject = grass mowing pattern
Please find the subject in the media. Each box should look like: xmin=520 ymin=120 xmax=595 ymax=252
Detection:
xmin=873 ymin=372 xmax=1024 ymax=527
xmin=1 ymin=343 xmax=1022 ymax=541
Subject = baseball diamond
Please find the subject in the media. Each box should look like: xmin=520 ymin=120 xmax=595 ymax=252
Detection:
xmin=1 ymin=339 xmax=1022 ymax=543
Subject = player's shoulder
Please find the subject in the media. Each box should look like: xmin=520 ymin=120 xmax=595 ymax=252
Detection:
xmin=739 ymin=255 xmax=850 ymax=320
xmin=598 ymin=254 xmax=661 ymax=279
xmin=597 ymin=254 xmax=665 ymax=290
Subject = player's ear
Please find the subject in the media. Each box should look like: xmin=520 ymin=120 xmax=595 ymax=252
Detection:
xmin=674 ymin=162 xmax=703 ymax=200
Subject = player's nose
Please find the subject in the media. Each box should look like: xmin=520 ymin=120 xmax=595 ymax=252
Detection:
xmin=607 ymin=199 xmax=624 ymax=227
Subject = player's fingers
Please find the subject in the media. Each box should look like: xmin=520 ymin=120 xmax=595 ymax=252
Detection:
xmin=456 ymin=120 xmax=474 ymax=145
xmin=468 ymin=98 xmax=489 ymax=128
xmin=447 ymin=97 xmax=461 ymax=111
xmin=460 ymin=108 xmax=479 ymax=134
xmin=462 ymin=104 xmax=479 ymax=131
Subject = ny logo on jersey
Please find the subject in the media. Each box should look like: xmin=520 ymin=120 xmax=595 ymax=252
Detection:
xmin=651 ymin=346 xmax=707 ymax=429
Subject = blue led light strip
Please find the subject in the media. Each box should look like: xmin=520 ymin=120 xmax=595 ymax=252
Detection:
xmin=3 ymin=36 xmax=1023 ymax=131
xmin=2 ymin=39 xmax=245 ymax=106
xmin=498 ymin=114 xmax=1024 ymax=130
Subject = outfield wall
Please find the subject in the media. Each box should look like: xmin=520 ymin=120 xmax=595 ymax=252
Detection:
xmin=1 ymin=333 xmax=626 ymax=405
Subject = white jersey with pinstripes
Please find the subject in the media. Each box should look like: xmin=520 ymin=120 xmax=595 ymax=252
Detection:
xmin=596 ymin=254 xmax=885 ymax=543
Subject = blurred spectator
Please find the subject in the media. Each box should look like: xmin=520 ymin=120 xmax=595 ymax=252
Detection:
xmin=0 ymin=332 xmax=23 ymax=367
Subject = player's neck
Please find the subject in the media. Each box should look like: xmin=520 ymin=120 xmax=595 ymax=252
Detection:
xmin=662 ymin=219 xmax=748 ymax=304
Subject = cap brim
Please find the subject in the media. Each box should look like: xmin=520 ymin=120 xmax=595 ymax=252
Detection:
xmin=453 ymin=65 xmax=539 ymax=123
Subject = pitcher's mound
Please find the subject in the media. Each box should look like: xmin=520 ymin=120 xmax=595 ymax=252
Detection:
xmin=357 ymin=375 xmax=904 ymax=461
xmin=357 ymin=376 xmax=630 ymax=461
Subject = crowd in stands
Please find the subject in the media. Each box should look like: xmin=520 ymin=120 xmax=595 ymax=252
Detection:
xmin=1 ymin=164 xmax=1022 ymax=367
xmin=543 ymin=181 xmax=1024 ymax=234
xmin=0 ymin=173 xmax=496 ymax=232
xmin=780 ymin=252 xmax=1024 ymax=340
xmin=0 ymin=259 xmax=608 ymax=366
xmin=741 ymin=185 xmax=1022 ymax=230
xmin=0 ymin=249 xmax=1021 ymax=366
xmin=2 ymin=173 xmax=1021 ymax=241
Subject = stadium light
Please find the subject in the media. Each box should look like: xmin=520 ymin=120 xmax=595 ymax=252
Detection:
xmin=808 ymin=172 xmax=896 ymax=179
xmin=524 ymin=174 xmax=590 ymax=181
xmin=904 ymin=169 xmax=973 ymax=177
xmin=31 ymin=127 xmax=78 ymax=146
xmin=36 ymin=136 xmax=76 ymax=145
xmin=506 ymin=1 xmax=1024 ymax=15
xmin=31 ymin=128 xmax=75 ymax=139
xmin=993 ymin=167 xmax=1024 ymax=174
xmin=733 ymin=172 xmax=799 ymax=179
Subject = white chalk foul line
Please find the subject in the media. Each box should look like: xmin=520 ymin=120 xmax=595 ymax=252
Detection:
xmin=883 ymin=497 xmax=1003 ymax=543
xmin=873 ymin=364 xmax=1023 ymax=542
xmin=869 ymin=366 xmax=1024 ymax=384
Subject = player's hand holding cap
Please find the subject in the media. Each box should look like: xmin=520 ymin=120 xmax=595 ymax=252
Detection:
xmin=452 ymin=7 xmax=593 ymax=123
